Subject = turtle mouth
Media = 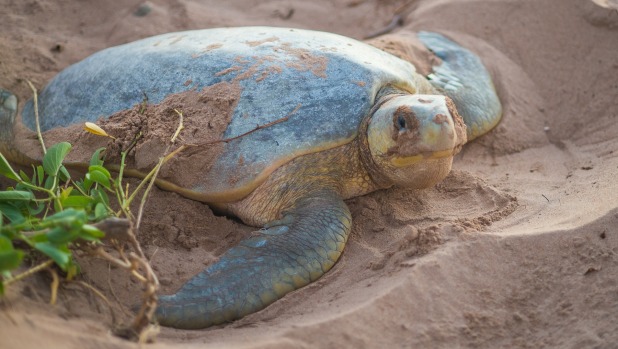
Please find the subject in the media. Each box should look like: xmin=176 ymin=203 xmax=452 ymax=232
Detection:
xmin=389 ymin=148 xmax=457 ymax=167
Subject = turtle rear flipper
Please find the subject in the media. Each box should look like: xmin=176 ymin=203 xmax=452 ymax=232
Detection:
xmin=155 ymin=191 xmax=351 ymax=329
xmin=418 ymin=31 xmax=502 ymax=141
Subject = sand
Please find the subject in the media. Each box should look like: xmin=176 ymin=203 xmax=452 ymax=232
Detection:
xmin=1 ymin=0 xmax=617 ymax=348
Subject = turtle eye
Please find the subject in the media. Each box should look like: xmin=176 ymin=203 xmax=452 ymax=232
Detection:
xmin=396 ymin=115 xmax=406 ymax=130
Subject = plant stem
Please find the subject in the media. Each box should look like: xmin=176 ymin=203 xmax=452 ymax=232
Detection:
xmin=26 ymin=80 xmax=46 ymax=154
xmin=171 ymin=109 xmax=184 ymax=143
xmin=48 ymin=268 xmax=59 ymax=305
xmin=4 ymin=259 xmax=54 ymax=286
xmin=18 ymin=179 xmax=56 ymax=198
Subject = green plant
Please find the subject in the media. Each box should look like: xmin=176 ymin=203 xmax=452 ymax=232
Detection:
xmin=0 ymin=143 xmax=112 ymax=294
xmin=0 ymin=138 xmax=164 ymax=341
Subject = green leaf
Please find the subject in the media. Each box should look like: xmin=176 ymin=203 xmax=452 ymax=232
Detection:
xmin=0 ymin=153 xmax=20 ymax=181
xmin=19 ymin=170 xmax=30 ymax=183
xmin=45 ymin=208 xmax=85 ymax=224
xmin=0 ymin=249 xmax=24 ymax=272
xmin=60 ymin=187 xmax=73 ymax=201
xmin=88 ymin=165 xmax=111 ymax=179
xmin=36 ymin=165 xmax=44 ymax=186
xmin=47 ymin=226 xmax=77 ymax=245
xmin=59 ymin=165 xmax=71 ymax=182
xmin=75 ymin=177 xmax=93 ymax=193
xmin=14 ymin=181 xmax=29 ymax=192
xmin=94 ymin=202 xmax=108 ymax=221
xmin=34 ymin=242 xmax=71 ymax=270
xmin=0 ymin=236 xmax=23 ymax=272
xmin=79 ymin=224 xmax=105 ymax=241
xmin=89 ymin=148 xmax=106 ymax=167
xmin=44 ymin=174 xmax=56 ymax=190
xmin=42 ymin=142 xmax=72 ymax=177
xmin=27 ymin=165 xmax=38 ymax=186
xmin=62 ymin=195 xmax=93 ymax=208
xmin=0 ymin=203 xmax=25 ymax=223
xmin=93 ymin=188 xmax=110 ymax=206
xmin=0 ymin=190 xmax=34 ymax=202
xmin=29 ymin=233 xmax=49 ymax=244
xmin=26 ymin=201 xmax=45 ymax=216
xmin=86 ymin=170 xmax=111 ymax=189
xmin=0 ymin=235 xmax=13 ymax=250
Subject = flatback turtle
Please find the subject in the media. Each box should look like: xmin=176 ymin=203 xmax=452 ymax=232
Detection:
xmin=0 ymin=27 xmax=502 ymax=329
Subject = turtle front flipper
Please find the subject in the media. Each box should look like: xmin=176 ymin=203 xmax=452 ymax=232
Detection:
xmin=0 ymin=89 xmax=43 ymax=166
xmin=0 ymin=89 xmax=17 ymax=144
xmin=0 ymin=89 xmax=23 ymax=163
xmin=417 ymin=31 xmax=502 ymax=141
xmin=155 ymin=192 xmax=351 ymax=329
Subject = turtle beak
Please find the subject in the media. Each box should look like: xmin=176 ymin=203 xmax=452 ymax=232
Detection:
xmin=388 ymin=95 xmax=467 ymax=167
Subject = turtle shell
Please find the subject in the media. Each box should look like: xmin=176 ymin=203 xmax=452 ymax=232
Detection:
xmin=21 ymin=27 xmax=421 ymax=202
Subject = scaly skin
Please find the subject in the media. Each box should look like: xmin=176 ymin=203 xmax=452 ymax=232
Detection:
xmin=226 ymin=140 xmax=379 ymax=226
xmin=155 ymin=140 xmax=378 ymax=328
xmin=417 ymin=31 xmax=502 ymax=141
xmin=156 ymin=191 xmax=352 ymax=329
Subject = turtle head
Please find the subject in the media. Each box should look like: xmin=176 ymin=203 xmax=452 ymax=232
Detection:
xmin=364 ymin=94 xmax=467 ymax=189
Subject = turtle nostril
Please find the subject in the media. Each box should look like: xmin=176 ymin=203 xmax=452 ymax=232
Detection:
xmin=433 ymin=113 xmax=449 ymax=125
xmin=396 ymin=115 xmax=406 ymax=130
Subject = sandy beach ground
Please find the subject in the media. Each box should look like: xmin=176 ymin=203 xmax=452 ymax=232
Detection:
xmin=1 ymin=0 xmax=617 ymax=348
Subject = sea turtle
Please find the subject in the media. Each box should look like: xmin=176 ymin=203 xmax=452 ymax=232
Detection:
xmin=0 ymin=27 xmax=501 ymax=329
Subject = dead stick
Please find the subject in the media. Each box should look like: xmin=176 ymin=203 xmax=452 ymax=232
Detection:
xmin=180 ymin=103 xmax=300 ymax=157
xmin=201 ymin=103 xmax=299 ymax=145
xmin=26 ymin=80 xmax=47 ymax=154
xmin=48 ymin=268 xmax=59 ymax=305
